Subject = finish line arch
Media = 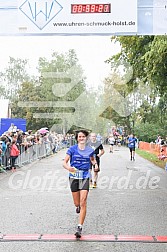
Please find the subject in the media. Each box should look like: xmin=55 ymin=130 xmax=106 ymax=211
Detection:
xmin=0 ymin=0 xmax=167 ymax=36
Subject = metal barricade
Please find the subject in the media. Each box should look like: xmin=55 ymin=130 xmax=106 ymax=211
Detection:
xmin=1 ymin=139 xmax=74 ymax=171
xmin=2 ymin=142 xmax=52 ymax=170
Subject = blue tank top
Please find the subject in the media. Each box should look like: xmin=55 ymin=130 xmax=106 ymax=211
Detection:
xmin=66 ymin=144 xmax=94 ymax=179
xmin=128 ymin=137 xmax=136 ymax=148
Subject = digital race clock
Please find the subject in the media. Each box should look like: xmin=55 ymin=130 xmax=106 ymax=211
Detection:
xmin=71 ymin=4 xmax=111 ymax=14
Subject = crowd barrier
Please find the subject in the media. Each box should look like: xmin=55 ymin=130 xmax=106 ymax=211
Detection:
xmin=0 ymin=139 xmax=76 ymax=171
xmin=139 ymin=141 xmax=167 ymax=160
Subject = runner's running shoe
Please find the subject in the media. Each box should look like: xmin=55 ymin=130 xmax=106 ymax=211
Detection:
xmin=75 ymin=226 xmax=82 ymax=238
xmin=93 ymin=182 xmax=97 ymax=188
xmin=89 ymin=184 xmax=93 ymax=189
xmin=76 ymin=206 xmax=80 ymax=214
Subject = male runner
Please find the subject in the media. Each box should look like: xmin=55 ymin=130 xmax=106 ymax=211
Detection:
xmin=87 ymin=133 xmax=105 ymax=188
xmin=128 ymin=134 xmax=137 ymax=161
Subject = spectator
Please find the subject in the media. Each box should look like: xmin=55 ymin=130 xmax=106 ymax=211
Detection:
xmin=10 ymin=139 xmax=20 ymax=172
xmin=8 ymin=123 xmax=17 ymax=133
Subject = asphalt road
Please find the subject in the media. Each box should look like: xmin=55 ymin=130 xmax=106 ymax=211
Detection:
xmin=0 ymin=145 xmax=167 ymax=252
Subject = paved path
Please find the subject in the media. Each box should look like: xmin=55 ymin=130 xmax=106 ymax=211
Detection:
xmin=0 ymin=145 xmax=167 ymax=251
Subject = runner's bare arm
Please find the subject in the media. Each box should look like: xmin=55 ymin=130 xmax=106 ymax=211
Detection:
xmin=97 ymin=148 xmax=105 ymax=158
xmin=90 ymin=156 xmax=99 ymax=170
xmin=63 ymin=154 xmax=76 ymax=173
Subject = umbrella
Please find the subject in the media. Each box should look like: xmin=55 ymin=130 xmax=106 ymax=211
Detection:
xmin=39 ymin=127 xmax=49 ymax=130
xmin=38 ymin=128 xmax=49 ymax=134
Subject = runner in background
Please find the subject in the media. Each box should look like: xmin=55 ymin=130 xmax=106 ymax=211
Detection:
xmin=87 ymin=133 xmax=105 ymax=188
xmin=108 ymin=135 xmax=115 ymax=153
xmin=128 ymin=134 xmax=137 ymax=161
xmin=63 ymin=130 xmax=97 ymax=238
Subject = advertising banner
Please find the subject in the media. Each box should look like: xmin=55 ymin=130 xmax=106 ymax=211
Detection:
xmin=0 ymin=0 xmax=166 ymax=35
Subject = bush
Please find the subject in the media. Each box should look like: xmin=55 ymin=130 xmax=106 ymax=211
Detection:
xmin=134 ymin=122 xmax=166 ymax=142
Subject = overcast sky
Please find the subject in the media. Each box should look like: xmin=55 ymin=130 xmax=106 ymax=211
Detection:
xmin=0 ymin=36 xmax=121 ymax=89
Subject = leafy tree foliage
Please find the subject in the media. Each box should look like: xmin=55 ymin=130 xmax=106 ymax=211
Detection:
xmin=1 ymin=38 xmax=166 ymax=139
xmin=104 ymin=36 xmax=167 ymax=138
xmin=0 ymin=57 xmax=30 ymax=99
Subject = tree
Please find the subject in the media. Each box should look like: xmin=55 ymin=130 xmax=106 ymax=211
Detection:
xmin=105 ymin=35 xmax=167 ymax=136
xmin=144 ymin=36 xmax=167 ymax=95
xmin=11 ymin=81 xmax=43 ymax=130
xmin=11 ymin=50 xmax=90 ymax=132
xmin=0 ymin=57 xmax=30 ymax=99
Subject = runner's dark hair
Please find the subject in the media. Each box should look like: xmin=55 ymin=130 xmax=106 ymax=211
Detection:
xmin=75 ymin=130 xmax=89 ymax=141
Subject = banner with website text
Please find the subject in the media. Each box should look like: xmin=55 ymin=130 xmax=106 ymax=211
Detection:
xmin=0 ymin=0 xmax=166 ymax=35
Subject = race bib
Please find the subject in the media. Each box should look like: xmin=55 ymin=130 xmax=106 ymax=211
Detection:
xmin=69 ymin=169 xmax=84 ymax=179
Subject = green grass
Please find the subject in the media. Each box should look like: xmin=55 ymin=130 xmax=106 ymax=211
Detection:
xmin=136 ymin=149 xmax=166 ymax=169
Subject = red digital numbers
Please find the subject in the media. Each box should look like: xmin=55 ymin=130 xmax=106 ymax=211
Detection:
xmin=71 ymin=4 xmax=111 ymax=14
